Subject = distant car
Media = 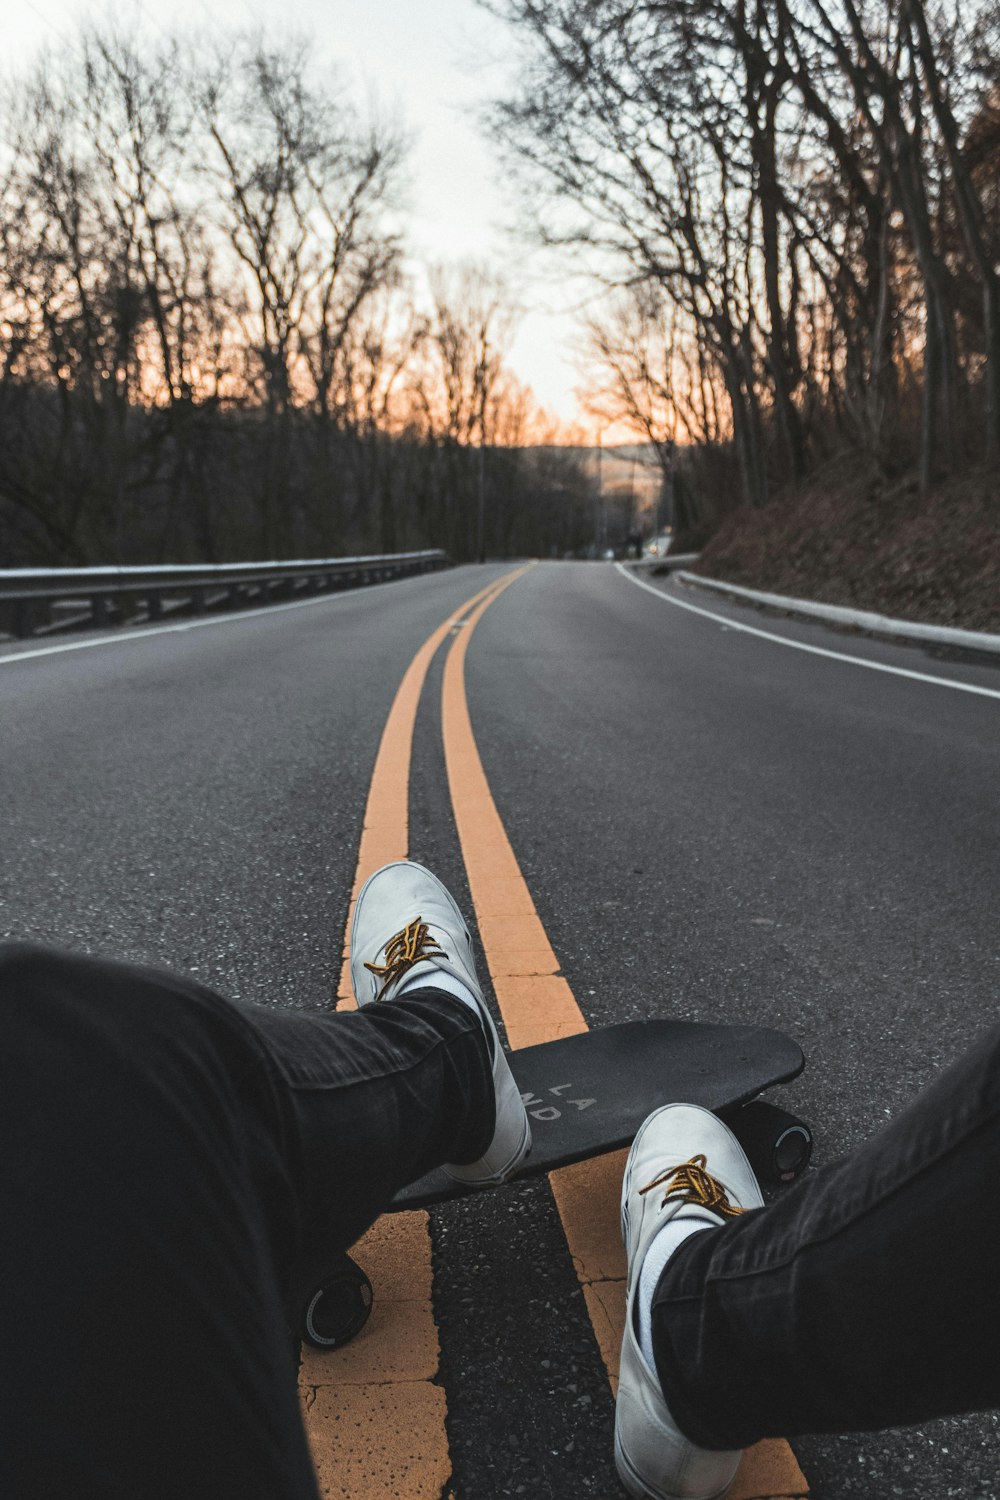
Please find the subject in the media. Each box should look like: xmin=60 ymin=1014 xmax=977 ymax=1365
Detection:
xmin=645 ymin=532 xmax=673 ymax=557
xmin=602 ymin=548 xmax=615 ymax=560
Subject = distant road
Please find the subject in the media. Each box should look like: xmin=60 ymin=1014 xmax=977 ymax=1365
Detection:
xmin=3 ymin=561 xmax=997 ymax=1499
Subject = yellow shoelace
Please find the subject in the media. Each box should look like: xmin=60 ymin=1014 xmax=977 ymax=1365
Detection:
xmin=639 ymin=1154 xmax=746 ymax=1218
xmin=364 ymin=916 xmax=447 ymax=995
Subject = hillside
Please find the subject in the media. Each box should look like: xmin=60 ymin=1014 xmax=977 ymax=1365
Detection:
xmin=691 ymin=459 xmax=1000 ymax=634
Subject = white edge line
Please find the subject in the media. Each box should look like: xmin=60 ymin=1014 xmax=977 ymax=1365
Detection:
xmin=615 ymin=562 xmax=1000 ymax=703
xmin=0 ymin=576 xmax=395 ymax=667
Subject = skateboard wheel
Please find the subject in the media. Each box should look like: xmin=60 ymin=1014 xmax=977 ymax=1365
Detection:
xmin=301 ymin=1257 xmax=373 ymax=1350
xmin=732 ymin=1100 xmax=812 ymax=1183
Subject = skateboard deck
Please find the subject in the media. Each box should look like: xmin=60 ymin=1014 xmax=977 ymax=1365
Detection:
xmin=392 ymin=1017 xmax=804 ymax=1210
xmin=299 ymin=1018 xmax=810 ymax=1349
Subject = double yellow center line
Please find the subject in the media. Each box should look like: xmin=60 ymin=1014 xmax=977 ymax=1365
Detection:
xmin=299 ymin=566 xmax=807 ymax=1499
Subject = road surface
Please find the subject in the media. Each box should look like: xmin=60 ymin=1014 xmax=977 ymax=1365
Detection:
xmin=2 ymin=560 xmax=997 ymax=1499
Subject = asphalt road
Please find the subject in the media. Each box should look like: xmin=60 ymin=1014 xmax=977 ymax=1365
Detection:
xmin=2 ymin=560 xmax=998 ymax=1498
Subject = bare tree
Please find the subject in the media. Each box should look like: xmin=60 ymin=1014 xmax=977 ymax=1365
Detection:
xmin=408 ymin=263 xmax=517 ymax=558
xmin=0 ymin=21 xmax=589 ymax=570
xmin=485 ymin=1 xmax=783 ymax=506
xmin=583 ymin=286 xmax=712 ymax=537
xmin=193 ymin=35 xmax=406 ymax=551
xmin=904 ymin=0 xmax=1000 ymax=461
xmin=0 ymin=47 xmax=148 ymax=560
xmin=487 ymin=0 xmax=1000 ymax=508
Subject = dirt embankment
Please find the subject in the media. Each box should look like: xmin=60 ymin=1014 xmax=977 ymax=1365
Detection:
xmin=691 ymin=458 xmax=1000 ymax=633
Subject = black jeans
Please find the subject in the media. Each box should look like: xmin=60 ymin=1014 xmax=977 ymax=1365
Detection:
xmin=651 ymin=1020 xmax=1000 ymax=1448
xmin=0 ymin=945 xmax=492 ymax=1499
xmin=3 ymin=946 xmax=999 ymax=1496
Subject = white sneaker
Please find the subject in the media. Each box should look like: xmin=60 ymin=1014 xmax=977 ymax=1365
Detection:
xmin=350 ymin=860 xmax=531 ymax=1185
xmin=615 ymin=1105 xmax=764 ymax=1500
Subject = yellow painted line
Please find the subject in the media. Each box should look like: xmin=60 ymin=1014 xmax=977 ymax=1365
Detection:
xmin=298 ymin=566 xmax=532 ymax=1499
xmin=334 ymin=570 xmax=527 ymax=1008
xmin=440 ymin=576 xmax=809 ymax=1499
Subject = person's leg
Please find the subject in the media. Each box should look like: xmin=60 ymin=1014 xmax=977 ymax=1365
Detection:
xmin=615 ymin=1105 xmax=764 ymax=1499
xmin=346 ymin=859 xmax=532 ymax=1188
xmin=233 ymin=983 xmax=497 ymax=1278
xmin=228 ymin=859 xmax=535 ymax=1286
xmin=0 ymin=943 xmax=320 ymax=1500
xmin=648 ymin=1021 xmax=1000 ymax=1449
xmin=0 ymin=936 xmax=500 ymax=1499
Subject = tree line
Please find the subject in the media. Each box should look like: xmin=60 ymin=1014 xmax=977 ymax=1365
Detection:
xmin=0 ymin=30 xmax=594 ymax=566
xmin=487 ymin=0 xmax=1000 ymax=523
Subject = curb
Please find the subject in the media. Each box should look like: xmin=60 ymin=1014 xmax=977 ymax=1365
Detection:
xmin=675 ymin=572 xmax=1000 ymax=658
xmin=627 ymin=553 xmax=701 ymax=573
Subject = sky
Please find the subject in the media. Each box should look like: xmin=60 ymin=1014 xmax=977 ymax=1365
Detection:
xmin=6 ymin=0 xmax=599 ymax=436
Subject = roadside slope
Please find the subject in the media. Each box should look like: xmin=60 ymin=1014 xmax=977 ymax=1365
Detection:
xmin=692 ymin=459 xmax=1000 ymax=633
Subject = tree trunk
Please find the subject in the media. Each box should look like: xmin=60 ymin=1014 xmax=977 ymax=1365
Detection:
xmin=905 ymin=0 xmax=1000 ymax=462
xmin=755 ymin=83 xmax=807 ymax=483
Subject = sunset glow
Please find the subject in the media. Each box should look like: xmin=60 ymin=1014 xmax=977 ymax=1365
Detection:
xmin=5 ymin=0 xmax=590 ymax=434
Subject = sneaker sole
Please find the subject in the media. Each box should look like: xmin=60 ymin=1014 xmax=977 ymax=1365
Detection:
xmin=614 ymin=1429 xmax=736 ymax=1500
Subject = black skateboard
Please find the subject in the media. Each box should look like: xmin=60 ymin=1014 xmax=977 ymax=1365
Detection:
xmin=298 ymin=1018 xmax=811 ymax=1349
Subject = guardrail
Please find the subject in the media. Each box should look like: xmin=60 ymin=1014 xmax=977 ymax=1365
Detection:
xmin=0 ymin=550 xmax=449 ymax=640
